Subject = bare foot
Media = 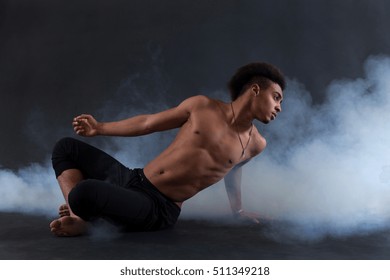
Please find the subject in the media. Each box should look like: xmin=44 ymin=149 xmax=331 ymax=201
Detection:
xmin=49 ymin=216 xmax=88 ymax=237
xmin=58 ymin=204 xmax=70 ymax=217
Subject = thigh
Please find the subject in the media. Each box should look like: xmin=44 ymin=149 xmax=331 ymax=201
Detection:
xmin=53 ymin=137 xmax=132 ymax=186
xmin=69 ymin=179 xmax=155 ymax=230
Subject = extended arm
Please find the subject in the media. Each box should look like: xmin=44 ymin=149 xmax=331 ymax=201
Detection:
xmin=224 ymin=164 xmax=260 ymax=224
xmin=73 ymin=97 xmax=197 ymax=137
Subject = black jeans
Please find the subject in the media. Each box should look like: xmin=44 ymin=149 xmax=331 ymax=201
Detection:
xmin=51 ymin=137 xmax=180 ymax=231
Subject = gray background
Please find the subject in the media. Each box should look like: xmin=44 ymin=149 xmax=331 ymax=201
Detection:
xmin=1 ymin=0 xmax=389 ymax=168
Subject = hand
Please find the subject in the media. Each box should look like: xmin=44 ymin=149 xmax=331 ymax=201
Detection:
xmin=235 ymin=210 xmax=270 ymax=224
xmin=73 ymin=114 xmax=100 ymax=137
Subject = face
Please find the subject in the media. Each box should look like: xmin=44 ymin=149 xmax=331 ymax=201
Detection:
xmin=252 ymin=82 xmax=283 ymax=124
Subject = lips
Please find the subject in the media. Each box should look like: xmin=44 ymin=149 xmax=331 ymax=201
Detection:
xmin=271 ymin=112 xmax=277 ymax=120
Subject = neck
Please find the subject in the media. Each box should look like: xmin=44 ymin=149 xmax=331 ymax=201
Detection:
xmin=230 ymin=98 xmax=253 ymax=130
xmin=230 ymin=101 xmax=254 ymax=159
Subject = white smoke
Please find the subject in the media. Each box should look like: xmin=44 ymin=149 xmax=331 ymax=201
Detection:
xmin=0 ymin=162 xmax=61 ymax=215
xmin=1 ymin=55 xmax=390 ymax=241
xmin=186 ymin=55 xmax=390 ymax=240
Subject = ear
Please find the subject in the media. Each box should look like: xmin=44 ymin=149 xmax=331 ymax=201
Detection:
xmin=251 ymin=83 xmax=261 ymax=96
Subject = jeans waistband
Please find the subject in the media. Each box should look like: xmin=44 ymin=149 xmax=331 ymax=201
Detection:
xmin=134 ymin=168 xmax=156 ymax=189
xmin=133 ymin=168 xmax=180 ymax=210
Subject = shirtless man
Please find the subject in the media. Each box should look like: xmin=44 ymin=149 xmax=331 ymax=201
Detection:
xmin=49 ymin=62 xmax=285 ymax=236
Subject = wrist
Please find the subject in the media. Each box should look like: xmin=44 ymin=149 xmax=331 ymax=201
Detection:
xmin=96 ymin=122 xmax=104 ymax=135
xmin=233 ymin=209 xmax=244 ymax=217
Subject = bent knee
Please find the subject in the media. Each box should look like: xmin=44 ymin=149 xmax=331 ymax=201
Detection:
xmin=51 ymin=137 xmax=80 ymax=177
xmin=52 ymin=137 xmax=77 ymax=154
xmin=68 ymin=180 xmax=96 ymax=217
xmin=69 ymin=179 xmax=96 ymax=202
xmin=68 ymin=179 xmax=110 ymax=220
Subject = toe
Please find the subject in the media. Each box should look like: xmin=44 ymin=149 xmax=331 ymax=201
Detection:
xmin=49 ymin=219 xmax=61 ymax=229
xmin=58 ymin=204 xmax=70 ymax=216
xmin=59 ymin=204 xmax=68 ymax=211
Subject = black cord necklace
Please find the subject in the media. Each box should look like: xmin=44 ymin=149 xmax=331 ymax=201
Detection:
xmin=230 ymin=102 xmax=253 ymax=158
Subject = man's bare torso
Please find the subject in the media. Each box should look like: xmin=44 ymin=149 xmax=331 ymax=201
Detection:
xmin=144 ymin=95 xmax=265 ymax=203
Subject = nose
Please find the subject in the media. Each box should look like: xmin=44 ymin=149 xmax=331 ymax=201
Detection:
xmin=275 ymin=103 xmax=282 ymax=113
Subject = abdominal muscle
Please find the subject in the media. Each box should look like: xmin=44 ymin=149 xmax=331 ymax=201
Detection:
xmin=143 ymin=146 xmax=229 ymax=204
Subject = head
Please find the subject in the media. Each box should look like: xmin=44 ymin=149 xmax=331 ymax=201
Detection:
xmin=251 ymin=82 xmax=283 ymax=124
xmin=228 ymin=62 xmax=286 ymax=101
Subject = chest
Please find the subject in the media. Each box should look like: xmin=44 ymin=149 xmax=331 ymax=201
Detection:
xmin=186 ymin=112 xmax=260 ymax=165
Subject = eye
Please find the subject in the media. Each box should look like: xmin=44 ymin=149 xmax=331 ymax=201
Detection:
xmin=274 ymin=93 xmax=283 ymax=103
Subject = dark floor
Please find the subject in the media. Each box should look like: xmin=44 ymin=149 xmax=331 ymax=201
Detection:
xmin=1 ymin=212 xmax=390 ymax=260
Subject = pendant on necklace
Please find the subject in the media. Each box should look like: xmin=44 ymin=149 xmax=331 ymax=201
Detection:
xmin=230 ymin=102 xmax=253 ymax=160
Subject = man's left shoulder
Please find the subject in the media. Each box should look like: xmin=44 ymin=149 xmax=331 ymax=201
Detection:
xmin=252 ymin=128 xmax=267 ymax=153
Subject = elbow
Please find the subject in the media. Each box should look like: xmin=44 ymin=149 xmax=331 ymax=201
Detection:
xmin=143 ymin=118 xmax=156 ymax=134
